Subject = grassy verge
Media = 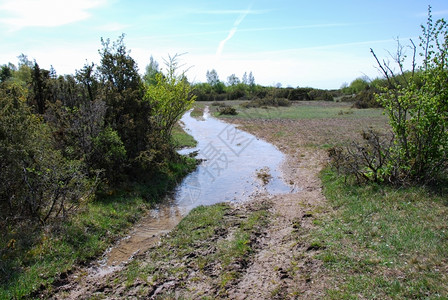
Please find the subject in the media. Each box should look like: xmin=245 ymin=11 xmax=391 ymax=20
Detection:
xmin=0 ymin=154 xmax=197 ymax=299
xmin=190 ymin=102 xmax=205 ymax=118
xmin=213 ymin=101 xmax=447 ymax=297
xmin=172 ymin=122 xmax=197 ymax=149
xmin=315 ymin=168 xmax=448 ymax=298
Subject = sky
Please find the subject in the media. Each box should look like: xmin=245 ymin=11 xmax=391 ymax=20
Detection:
xmin=1 ymin=1 xmax=448 ymax=89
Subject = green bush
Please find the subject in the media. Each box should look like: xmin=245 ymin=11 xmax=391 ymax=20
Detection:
xmin=91 ymin=127 xmax=127 ymax=183
xmin=0 ymin=83 xmax=93 ymax=224
xmin=352 ymin=89 xmax=382 ymax=109
xmin=374 ymin=10 xmax=448 ymax=183
xmin=240 ymin=97 xmax=291 ymax=108
xmin=287 ymin=88 xmax=312 ymax=100
xmin=308 ymin=89 xmax=334 ymax=101
xmin=332 ymin=8 xmax=448 ymax=185
xmin=218 ymin=106 xmax=238 ymax=115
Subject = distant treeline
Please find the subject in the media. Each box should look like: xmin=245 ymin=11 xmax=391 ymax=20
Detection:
xmin=193 ymin=83 xmax=337 ymax=102
xmin=192 ymin=68 xmax=392 ymax=109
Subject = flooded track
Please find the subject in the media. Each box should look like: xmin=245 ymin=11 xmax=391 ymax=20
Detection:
xmin=98 ymin=107 xmax=294 ymax=268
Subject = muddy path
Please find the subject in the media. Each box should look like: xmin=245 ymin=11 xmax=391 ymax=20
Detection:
xmin=47 ymin=119 xmax=329 ymax=299
xmin=45 ymin=110 xmax=313 ymax=299
xmin=226 ymin=122 xmax=329 ymax=299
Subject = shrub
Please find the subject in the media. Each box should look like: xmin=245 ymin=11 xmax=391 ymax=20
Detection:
xmin=373 ymin=9 xmax=448 ymax=183
xmin=287 ymin=88 xmax=312 ymax=100
xmin=0 ymin=85 xmax=93 ymax=224
xmin=218 ymin=106 xmax=238 ymax=115
xmin=90 ymin=127 xmax=127 ymax=183
xmin=308 ymin=89 xmax=334 ymax=101
xmin=240 ymin=97 xmax=291 ymax=108
xmin=352 ymin=89 xmax=382 ymax=109
xmin=277 ymin=98 xmax=291 ymax=107
xmin=332 ymin=8 xmax=448 ymax=185
xmin=328 ymin=130 xmax=394 ymax=183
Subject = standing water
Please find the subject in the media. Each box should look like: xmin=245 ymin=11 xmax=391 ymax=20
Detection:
xmin=176 ymin=107 xmax=293 ymax=210
xmin=99 ymin=107 xmax=294 ymax=269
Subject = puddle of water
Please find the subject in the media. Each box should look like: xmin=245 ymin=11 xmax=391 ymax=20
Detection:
xmin=97 ymin=106 xmax=294 ymax=270
xmin=176 ymin=107 xmax=293 ymax=210
xmin=104 ymin=200 xmax=187 ymax=267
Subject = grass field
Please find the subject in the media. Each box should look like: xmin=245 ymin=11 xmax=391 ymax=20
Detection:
xmin=215 ymin=101 xmax=384 ymax=120
xmin=318 ymin=170 xmax=448 ymax=298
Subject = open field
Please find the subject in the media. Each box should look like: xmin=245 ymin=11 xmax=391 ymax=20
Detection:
xmin=216 ymin=100 xmax=389 ymax=149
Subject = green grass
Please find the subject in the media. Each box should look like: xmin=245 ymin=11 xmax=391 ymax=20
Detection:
xmin=124 ymin=203 xmax=231 ymax=285
xmin=216 ymin=102 xmax=384 ymax=120
xmin=121 ymin=200 xmax=271 ymax=296
xmin=0 ymin=156 xmax=197 ymax=299
xmin=172 ymin=123 xmax=197 ymax=149
xmin=190 ymin=102 xmax=205 ymax=118
xmin=0 ymin=195 xmax=149 ymax=299
xmin=315 ymin=168 xmax=448 ymax=299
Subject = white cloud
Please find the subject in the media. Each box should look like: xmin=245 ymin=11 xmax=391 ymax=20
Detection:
xmin=0 ymin=0 xmax=106 ymax=30
xmin=216 ymin=28 xmax=237 ymax=57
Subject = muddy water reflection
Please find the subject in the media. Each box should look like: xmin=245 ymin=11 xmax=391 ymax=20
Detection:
xmin=105 ymin=199 xmax=186 ymax=267
xmin=101 ymin=107 xmax=293 ymax=268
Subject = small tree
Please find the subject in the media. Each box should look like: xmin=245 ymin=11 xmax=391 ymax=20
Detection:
xmin=248 ymin=71 xmax=255 ymax=87
xmin=206 ymin=69 xmax=219 ymax=86
xmin=368 ymin=7 xmax=447 ymax=183
xmin=331 ymin=7 xmax=448 ymax=185
xmin=242 ymin=72 xmax=248 ymax=85
xmin=227 ymin=73 xmax=240 ymax=86
xmin=76 ymin=62 xmax=99 ymax=102
xmin=143 ymin=55 xmax=160 ymax=86
xmin=145 ymin=54 xmax=196 ymax=144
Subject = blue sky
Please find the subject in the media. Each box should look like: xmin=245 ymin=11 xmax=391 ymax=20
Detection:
xmin=1 ymin=0 xmax=448 ymax=89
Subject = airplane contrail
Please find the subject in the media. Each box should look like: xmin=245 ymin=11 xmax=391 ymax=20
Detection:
xmin=216 ymin=6 xmax=252 ymax=57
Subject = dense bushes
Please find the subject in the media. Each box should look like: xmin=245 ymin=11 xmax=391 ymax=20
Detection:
xmin=352 ymin=89 xmax=382 ymax=109
xmin=241 ymin=97 xmax=291 ymax=108
xmin=218 ymin=106 xmax=238 ymax=115
xmin=0 ymin=35 xmax=196 ymax=226
xmin=0 ymin=84 xmax=94 ymax=224
xmin=287 ymin=87 xmax=312 ymax=100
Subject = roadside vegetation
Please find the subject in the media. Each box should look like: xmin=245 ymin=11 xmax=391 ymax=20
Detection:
xmin=317 ymin=170 xmax=448 ymax=298
xmin=0 ymin=35 xmax=196 ymax=298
